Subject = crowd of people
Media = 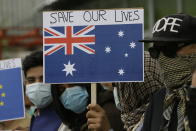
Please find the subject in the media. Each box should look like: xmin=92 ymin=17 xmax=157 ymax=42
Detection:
xmin=0 ymin=13 xmax=196 ymax=131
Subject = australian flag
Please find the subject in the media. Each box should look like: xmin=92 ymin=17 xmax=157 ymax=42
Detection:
xmin=44 ymin=24 xmax=143 ymax=83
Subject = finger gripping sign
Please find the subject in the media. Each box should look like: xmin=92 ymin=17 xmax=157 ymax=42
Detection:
xmin=0 ymin=58 xmax=25 ymax=122
xmin=43 ymin=8 xmax=144 ymax=83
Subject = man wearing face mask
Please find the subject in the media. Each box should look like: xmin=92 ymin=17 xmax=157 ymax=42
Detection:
xmin=86 ymin=51 xmax=165 ymax=131
xmin=51 ymin=84 xmax=90 ymax=131
xmin=51 ymin=83 xmax=124 ymax=131
xmin=140 ymin=13 xmax=196 ymax=131
xmin=23 ymin=50 xmax=62 ymax=131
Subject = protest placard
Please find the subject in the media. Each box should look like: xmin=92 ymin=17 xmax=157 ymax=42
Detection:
xmin=0 ymin=58 xmax=25 ymax=122
xmin=43 ymin=8 xmax=144 ymax=83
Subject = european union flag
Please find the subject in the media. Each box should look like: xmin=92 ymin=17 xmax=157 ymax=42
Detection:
xmin=0 ymin=67 xmax=25 ymax=121
xmin=44 ymin=24 xmax=143 ymax=83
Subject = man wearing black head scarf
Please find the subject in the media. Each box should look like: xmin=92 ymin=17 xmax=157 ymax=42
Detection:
xmin=140 ymin=13 xmax=196 ymax=131
xmin=116 ymin=51 xmax=165 ymax=131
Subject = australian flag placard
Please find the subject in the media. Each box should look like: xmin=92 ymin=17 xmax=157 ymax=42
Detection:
xmin=0 ymin=58 xmax=25 ymax=121
xmin=43 ymin=9 xmax=144 ymax=83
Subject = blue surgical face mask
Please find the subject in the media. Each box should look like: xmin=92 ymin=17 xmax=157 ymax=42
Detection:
xmin=26 ymin=83 xmax=52 ymax=109
xmin=60 ymin=86 xmax=89 ymax=114
xmin=113 ymin=87 xmax=121 ymax=111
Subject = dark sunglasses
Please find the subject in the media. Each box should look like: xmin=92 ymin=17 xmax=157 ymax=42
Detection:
xmin=148 ymin=43 xmax=189 ymax=59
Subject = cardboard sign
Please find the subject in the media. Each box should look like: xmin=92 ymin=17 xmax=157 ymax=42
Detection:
xmin=0 ymin=58 xmax=25 ymax=121
xmin=43 ymin=8 xmax=144 ymax=83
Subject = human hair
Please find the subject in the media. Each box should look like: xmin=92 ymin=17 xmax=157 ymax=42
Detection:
xmin=23 ymin=50 xmax=43 ymax=76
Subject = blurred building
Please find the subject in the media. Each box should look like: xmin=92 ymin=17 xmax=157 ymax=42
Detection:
xmin=0 ymin=0 xmax=56 ymax=59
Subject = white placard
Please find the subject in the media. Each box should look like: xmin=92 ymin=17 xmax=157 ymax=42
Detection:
xmin=0 ymin=58 xmax=22 ymax=70
xmin=43 ymin=8 xmax=143 ymax=26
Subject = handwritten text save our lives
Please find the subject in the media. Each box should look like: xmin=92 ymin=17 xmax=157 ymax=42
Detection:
xmin=49 ymin=10 xmax=140 ymax=24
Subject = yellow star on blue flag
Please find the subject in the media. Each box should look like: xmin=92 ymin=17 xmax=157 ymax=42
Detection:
xmin=0 ymin=84 xmax=3 ymax=89
xmin=1 ymin=93 xmax=6 ymax=97
xmin=0 ymin=101 xmax=4 ymax=106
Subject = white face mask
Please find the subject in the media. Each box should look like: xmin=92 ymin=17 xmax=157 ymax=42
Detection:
xmin=113 ymin=87 xmax=121 ymax=111
xmin=25 ymin=83 xmax=52 ymax=109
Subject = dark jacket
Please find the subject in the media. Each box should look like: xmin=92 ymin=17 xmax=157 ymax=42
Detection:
xmin=187 ymin=88 xmax=196 ymax=130
xmin=142 ymin=87 xmax=196 ymax=131
xmin=30 ymin=105 xmax=62 ymax=131
xmin=97 ymin=90 xmax=125 ymax=131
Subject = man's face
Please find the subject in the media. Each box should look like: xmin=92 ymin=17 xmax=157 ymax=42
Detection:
xmin=25 ymin=66 xmax=43 ymax=85
xmin=25 ymin=66 xmax=43 ymax=106
xmin=177 ymin=44 xmax=196 ymax=55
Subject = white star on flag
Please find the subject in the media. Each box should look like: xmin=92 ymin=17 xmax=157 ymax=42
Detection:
xmin=62 ymin=61 xmax=76 ymax=76
xmin=105 ymin=46 xmax=112 ymax=53
xmin=129 ymin=42 xmax=136 ymax=48
xmin=118 ymin=69 xmax=125 ymax=76
xmin=124 ymin=53 xmax=128 ymax=57
xmin=118 ymin=30 xmax=124 ymax=37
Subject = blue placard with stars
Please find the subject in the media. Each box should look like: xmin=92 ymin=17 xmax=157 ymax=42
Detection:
xmin=43 ymin=9 xmax=144 ymax=83
xmin=0 ymin=58 xmax=25 ymax=121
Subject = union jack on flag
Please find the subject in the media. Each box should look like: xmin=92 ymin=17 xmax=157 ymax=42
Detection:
xmin=44 ymin=24 xmax=144 ymax=83
xmin=44 ymin=25 xmax=95 ymax=55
